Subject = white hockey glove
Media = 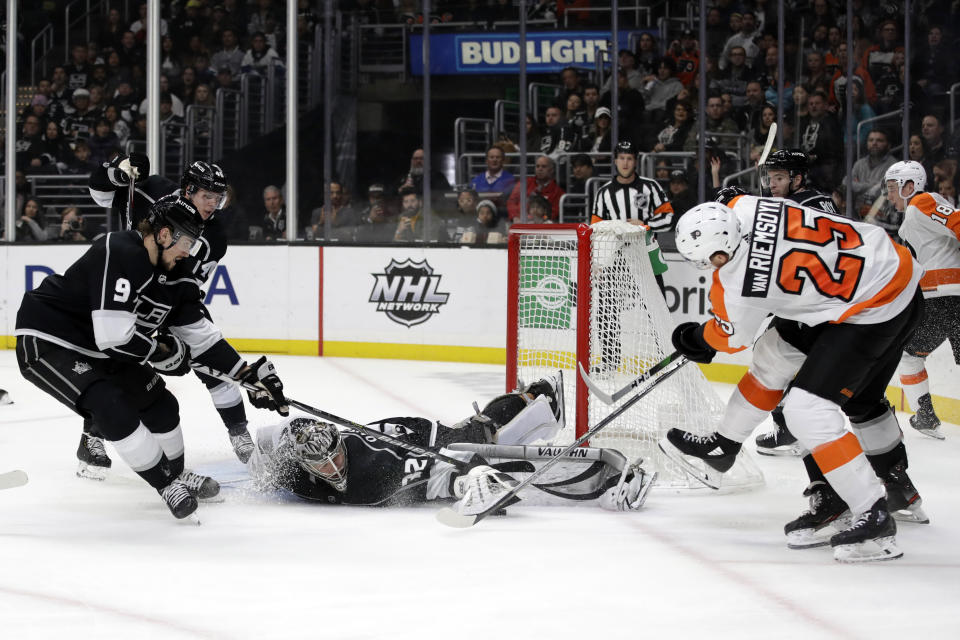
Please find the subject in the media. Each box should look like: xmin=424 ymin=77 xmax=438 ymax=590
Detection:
xmin=240 ymin=356 xmax=289 ymax=416
xmin=149 ymin=334 xmax=192 ymax=376
xmin=452 ymin=465 xmax=520 ymax=516
xmin=599 ymin=462 xmax=656 ymax=512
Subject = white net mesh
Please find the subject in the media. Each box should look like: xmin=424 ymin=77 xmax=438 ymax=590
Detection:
xmin=512 ymin=222 xmax=763 ymax=492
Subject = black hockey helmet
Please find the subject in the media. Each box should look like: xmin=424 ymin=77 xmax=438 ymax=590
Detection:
xmin=181 ymin=161 xmax=227 ymax=208
xmin=762 ymin=149 xmax=808 ymax=190
xmin=148 ymin=195 xmax=205 ymax=255
xmin=615 ymin=139 xmax=637 ymax=157
xmin=289 ymin=418 xmax=349 ymax=492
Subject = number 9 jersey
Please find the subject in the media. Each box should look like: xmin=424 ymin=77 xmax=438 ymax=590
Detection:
xmin=703 ymin=195 xmax=924 ymax=353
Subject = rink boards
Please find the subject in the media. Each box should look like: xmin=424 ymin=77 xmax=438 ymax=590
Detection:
xmin=1 ymin=242 xmax=956 ymax=420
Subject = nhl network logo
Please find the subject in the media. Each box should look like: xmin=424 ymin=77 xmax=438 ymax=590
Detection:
xmin=369 ymin=258 xmax=450 ymax=327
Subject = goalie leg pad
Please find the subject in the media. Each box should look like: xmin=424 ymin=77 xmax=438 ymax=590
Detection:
xmin=479 ymin=393 xmax=527 ymax=428
xmin=494 ymin=396 xmax=562 ymax=445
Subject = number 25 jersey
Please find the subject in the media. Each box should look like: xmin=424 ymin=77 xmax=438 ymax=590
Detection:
xmin=703 ymin=195 xmax=924 ymax=353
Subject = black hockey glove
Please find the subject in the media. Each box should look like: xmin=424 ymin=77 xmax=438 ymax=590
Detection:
xmin=107 ymin=152 xmax=150 ymax=186
xmin=149 ymin=334 xmax=192 ymax=376
xmin=715 ymin=185 xmax=748 ymax=205
xmin=671 ymin=322 xmax=717 ymax=364
xmin=240 ymin=356 xmax=289 ymax=416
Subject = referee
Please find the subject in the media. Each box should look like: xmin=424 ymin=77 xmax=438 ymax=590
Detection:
xmin=592 ymin=140 xmax=674 ymax=293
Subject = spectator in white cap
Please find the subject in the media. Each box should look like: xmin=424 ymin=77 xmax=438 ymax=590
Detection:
xmin=585 ymin=107 xmax=613 ymax=153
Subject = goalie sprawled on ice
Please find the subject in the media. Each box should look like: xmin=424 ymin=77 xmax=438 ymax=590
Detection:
xmin=247 ymin=373 xmax=654 ymax=514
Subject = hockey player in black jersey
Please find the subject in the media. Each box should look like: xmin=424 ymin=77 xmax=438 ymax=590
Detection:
xmin=82 ymin=156 xmax=262 ymax=477
xmin=760 ymin=148 xmax=839 ymax=214
xmin=248 ymin=375 xmax=654 ymax=513
xmin=15 ymin=198 xmax=287 ymax=520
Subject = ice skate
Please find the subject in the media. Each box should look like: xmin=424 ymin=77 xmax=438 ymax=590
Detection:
xmin=755 ymin=407 xmax=802 ymax=456
xmin=0 ymin=389 xmax=12 ymax=405
xmin=909 ymin=400 xmax=944 ymax=441
xmin=783 ymin=481 xmax=850 ymax=549
xmin=228 ymin=423 xmax=255 ymax=464
xmin=883 ymin=461 xmax=929 ymax=524
xmin=831 ymin=497 xmax=902 ymax=563
xmin=178 ymin=470 xmax=222 ymax=502
xmin=77 ymin=433 xmax=112 ymax=481
xmin=658 ymin=429 xmax=742 ymax=489
xmin=159 ymin=479 xmax=200 ymax=521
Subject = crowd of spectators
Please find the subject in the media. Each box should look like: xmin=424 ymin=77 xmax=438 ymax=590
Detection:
xmin=5 ymin=0 xmax=292 ymax=241
xmin=7 ymin=1 xmax=960 ymax=246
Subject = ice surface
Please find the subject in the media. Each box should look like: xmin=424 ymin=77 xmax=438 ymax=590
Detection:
xmin=1 ymin=351 xmax=958 ymax=640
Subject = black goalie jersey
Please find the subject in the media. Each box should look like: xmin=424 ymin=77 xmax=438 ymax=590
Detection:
xmin=249 ymin=417 xmax=446 ymax=506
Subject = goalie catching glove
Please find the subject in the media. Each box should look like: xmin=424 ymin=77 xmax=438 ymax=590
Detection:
xmin=599 ymin=462 xmax=656 ymax=511
xmin=106 ymin=152 xmax=150 ymax=186
xmin=149 ymin=333 xmax=191 ymax=376
xmin=240 ymin=356 xmax=289 ymax=416
xmin=671 ymin=322 xmax=716 ymax=364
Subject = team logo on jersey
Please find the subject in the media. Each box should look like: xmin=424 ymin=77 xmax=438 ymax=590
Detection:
xmin=72 ymin=361 xmax=92 ymax=375
xmin=741 ymin=199 xmax=783 ymax=298
xmin=369 ymin=259 xmax=450 ymax=327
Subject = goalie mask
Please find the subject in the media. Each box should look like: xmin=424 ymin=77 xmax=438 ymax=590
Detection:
xmin=290 ymin=418 xmax=349 ymax=492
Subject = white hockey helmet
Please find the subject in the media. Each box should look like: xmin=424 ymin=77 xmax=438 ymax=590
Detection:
xmin=290 ymin=418 xmax=349 ymax=492
xmin=884 ymin=160 xmax=926 ymax=199
xmin=675 ymin=202 xmax=743 ymax=270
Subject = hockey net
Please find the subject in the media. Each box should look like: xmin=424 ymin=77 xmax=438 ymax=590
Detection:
xmin=506 ymin=222 xmax=764 ymax=491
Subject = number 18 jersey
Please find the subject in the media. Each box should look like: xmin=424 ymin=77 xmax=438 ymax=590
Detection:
xmin=703 ymin=196 xmax=924 ymax=353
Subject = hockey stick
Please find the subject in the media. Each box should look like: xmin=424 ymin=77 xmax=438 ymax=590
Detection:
xmin=577 ymin=351 xmax=683 ymax=405
xmin=125 ymin=174 xmax=135 ymax=230
xmin=190 ymin=364 xmax=488 ymax=473
xmin=755 ymin=122 xmax=777 ymax=193
xmin=0 ymin=470 xmax=29 ymax=490
xmin=436 ymin=355 xmax=689 ymax=528
xmin=757 ymin=122 xmax=777 ymax=168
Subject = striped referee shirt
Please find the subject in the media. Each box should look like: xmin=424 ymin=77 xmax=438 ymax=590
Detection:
xmin=591 ymin=174 xmax=674 ymax=232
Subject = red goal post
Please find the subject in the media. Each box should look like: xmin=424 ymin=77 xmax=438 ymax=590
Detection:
xmin=505 ymin=221 xmax=764 ymax=491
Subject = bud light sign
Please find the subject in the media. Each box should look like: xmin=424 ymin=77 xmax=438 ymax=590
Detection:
xmin=409 ymin=30 xmax=650 ymax=75
xmin=369 ymin=259 xmax=450 ymax=327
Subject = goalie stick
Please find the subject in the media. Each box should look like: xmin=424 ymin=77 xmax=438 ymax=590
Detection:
xmin=0 ymin=470 xmax=29 ymax=490
xmin=435 ymin=355 xmax=690 ymax=528
xmin=577 ymin=351 xmax=683 ymax=405
xmin=190 ymin=364 xmax=497 ymax=474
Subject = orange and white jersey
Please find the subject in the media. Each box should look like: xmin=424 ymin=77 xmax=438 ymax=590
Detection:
xmin=703 ymin=195 xmax=923 ymax=353
xmin=898 ymin=190 xmax=960 ymax=298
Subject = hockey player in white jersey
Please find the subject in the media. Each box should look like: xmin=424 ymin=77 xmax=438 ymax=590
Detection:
xmin=887 ymin=160 xmax=960 ymax=440
xmin=659 ymin=197 xmax=924 ymax=562
xmin=247 ymin=374 xmax=654 ymax=513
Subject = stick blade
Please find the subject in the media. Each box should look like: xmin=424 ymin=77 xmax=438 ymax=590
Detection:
xmin=0 ymin=470 xmax=29 ymax=490
xmin=577 ymin=363 xmax=615 ymax=405
xmin=435 ymin=507 xmax=479 ymax=528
